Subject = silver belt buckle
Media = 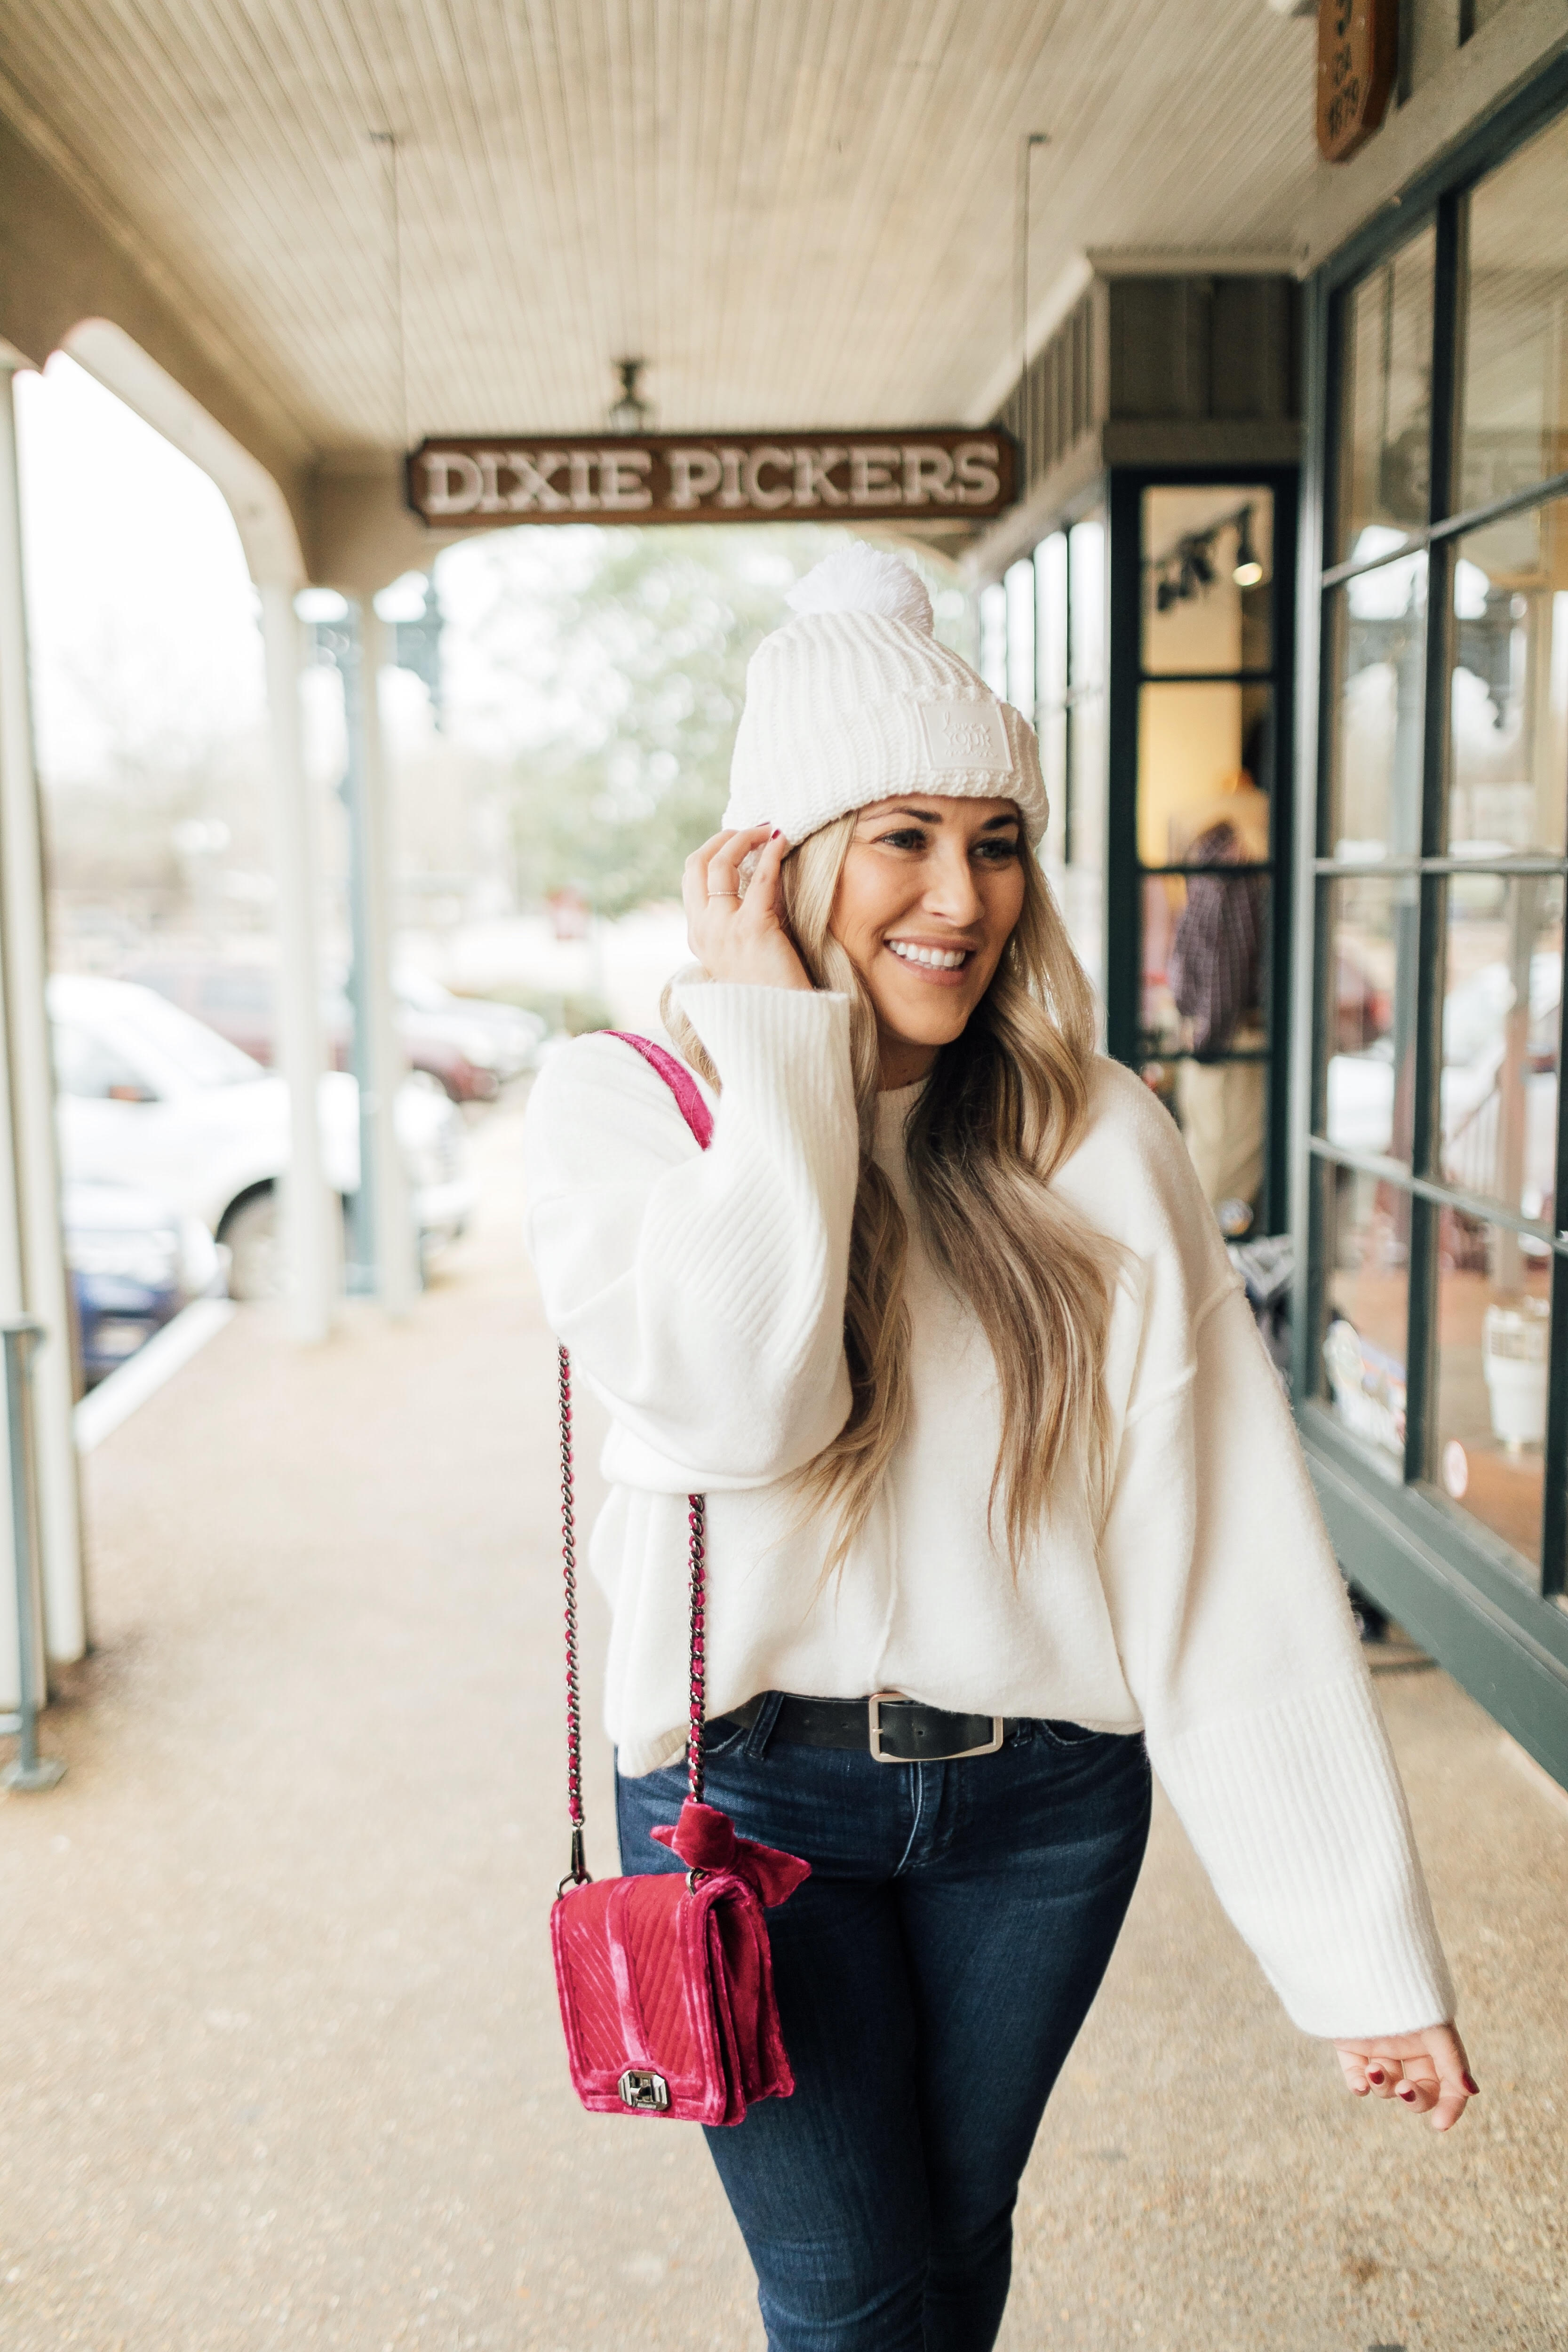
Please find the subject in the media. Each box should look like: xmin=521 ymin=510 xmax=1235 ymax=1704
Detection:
xmin=868 ymin=1691 xmax=1005 ymax=1764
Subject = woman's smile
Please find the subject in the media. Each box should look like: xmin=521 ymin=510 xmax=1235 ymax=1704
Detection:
xmin=882 ymin=935 xmax=978 ymax=983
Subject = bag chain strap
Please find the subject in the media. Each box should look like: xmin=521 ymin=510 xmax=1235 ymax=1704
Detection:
xmin=686 ymin=1494 xmax=707 ymax=1808
xmin=557 ymin=1342 xmax=706 ymax=1891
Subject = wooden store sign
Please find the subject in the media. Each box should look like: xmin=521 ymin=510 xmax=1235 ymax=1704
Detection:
xmin=405 ymin=429 xmax=1015 ymax=528
xmin=1317 ymin=0 xmax=1398 ymax=163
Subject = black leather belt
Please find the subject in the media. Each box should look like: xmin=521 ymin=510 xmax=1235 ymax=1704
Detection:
xmin=719 ymin=1691 xmax=1011 ymax=1764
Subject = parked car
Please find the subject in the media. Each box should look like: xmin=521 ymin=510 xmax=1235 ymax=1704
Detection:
xmin=126 ymin=960 xmax=541 ymax=1103
xmin=50 ymin=976 xmax=476 ymax=1301
xmin=64 ymin=1178 xmax=221 ymax=1386
xmin=391 ymin=966 xmax=545 ymax=1083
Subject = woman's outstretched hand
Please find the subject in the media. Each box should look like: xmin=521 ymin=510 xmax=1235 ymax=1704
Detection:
xmin=1333 ymin=2021 xmax=1477 ymax=2131
xmin=683 ymin=824 xmax=813 ymax=993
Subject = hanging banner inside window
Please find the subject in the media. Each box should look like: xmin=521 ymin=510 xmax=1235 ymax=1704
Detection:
xmin=405 ymin=429 xmax=1015 ymax=528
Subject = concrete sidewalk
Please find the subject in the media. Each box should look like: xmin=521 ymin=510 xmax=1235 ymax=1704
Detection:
xmin=1 ymin=1101 xmax=1564 ymax=2352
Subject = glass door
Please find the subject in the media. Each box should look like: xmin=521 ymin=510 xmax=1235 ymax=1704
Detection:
xmin=1106 ymin=468 xmax=1299 ymax=1234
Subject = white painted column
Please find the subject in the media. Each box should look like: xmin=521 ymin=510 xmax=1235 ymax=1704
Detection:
xmin=258 ymin=584 xmax=336 ymax=1342
xmin=0 ymin=743 xmax=34 ymax=1715
xmin=0 ymin=358 xmax=85 ymax=1668
xmin=355 ymin=607 xmax=417 ymax=1315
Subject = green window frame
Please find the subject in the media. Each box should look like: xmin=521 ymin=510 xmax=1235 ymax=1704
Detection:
xmin=1292 ymin=56 xmax=1568 ymax=1785
xmin=1106 ymin=466 xmax=1299 ymax=1232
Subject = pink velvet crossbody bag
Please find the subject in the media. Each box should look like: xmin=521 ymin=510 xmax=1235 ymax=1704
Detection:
xmin=549 ymin=1032 xmax=810 ymax=2123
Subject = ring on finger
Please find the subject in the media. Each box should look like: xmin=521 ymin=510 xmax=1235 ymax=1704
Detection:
xmin=707 ymin=888 xmax=740 ymax=899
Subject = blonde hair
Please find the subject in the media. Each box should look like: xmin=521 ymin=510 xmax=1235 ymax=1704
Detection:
xmin=661 ymin=816 xmax=1121 ymax=1572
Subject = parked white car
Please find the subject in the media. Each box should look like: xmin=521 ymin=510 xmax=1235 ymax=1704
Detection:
xmin=49 ymin=976 xmax=476 ymax=1300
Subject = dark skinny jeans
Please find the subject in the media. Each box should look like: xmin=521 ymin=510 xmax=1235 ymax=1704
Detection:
xmin=616 ymin=1697 xmax=1151 ymax=2352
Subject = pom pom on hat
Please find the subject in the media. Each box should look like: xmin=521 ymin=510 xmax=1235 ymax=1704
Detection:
xmin=724 ymin=541 xmax=1050 ymax=849
xmin=785 ymin=543 xmax=934 ymax=635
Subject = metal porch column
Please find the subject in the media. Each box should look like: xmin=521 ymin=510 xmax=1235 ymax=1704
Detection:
xmin=0 ymin=356 xmax=86 ymax=1672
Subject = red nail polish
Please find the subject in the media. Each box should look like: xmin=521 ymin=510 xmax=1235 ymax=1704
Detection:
xmin=1462 ymin=2073 xmax=1480 ymax=2095
xmin=1367 ymin=2068 xmax=1385 ymax=2083
xmin=1398 ymin=2088 xmax=1417 ymax=2102
xmin=771 ymin=829 xmax=781 ymax=839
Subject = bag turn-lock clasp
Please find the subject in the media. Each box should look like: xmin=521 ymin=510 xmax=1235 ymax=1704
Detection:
xmin=618 ymin=2067 xmax=671 ymax=2111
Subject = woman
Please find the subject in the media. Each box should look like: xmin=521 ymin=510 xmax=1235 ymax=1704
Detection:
xmin=522 ymin=544 xmax=1473 ymax=2352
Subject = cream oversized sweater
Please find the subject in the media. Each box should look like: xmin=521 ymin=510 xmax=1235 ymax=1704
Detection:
xmin=522 ymin=980 xmax=1454 ymax=2039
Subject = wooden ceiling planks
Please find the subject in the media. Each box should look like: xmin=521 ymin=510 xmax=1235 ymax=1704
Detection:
xmin=0 ymin=0 xmax=1320 ymax=458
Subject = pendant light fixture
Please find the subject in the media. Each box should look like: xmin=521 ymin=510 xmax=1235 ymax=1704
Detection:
xmin=607 ymin=358 xmax=653 ymax=435
xmin=1233 ymin=506 xmax=1265 ymax=588
xmin=1150 ymin=504 xmax=1268 ymax=610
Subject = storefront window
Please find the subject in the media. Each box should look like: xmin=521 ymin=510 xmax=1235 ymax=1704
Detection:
xmin=1318 ymin=1159 xmax=1410 ymax=1473
xmin=1324 ymin=553 xmax=1428 ymax=858
xmin=1036 ymin=531 xmax=1068 ymax=710
xmin=1036 ymin=511 xmax=1107 ymax=1001
xmin=1004 ymin=559 xmax=1035 ymax=721
xmin=1335 ymin=225 xmax=1438 ymax=562
xmin=1137 ymin=683 xmax=1273 ymax=866
xmin=1135 ymin=485 xmax=1287 ymax=1230
xmin=1449 ymin=502 xmax=1568 ymax=858
xmin=1068 ymin=510 xmax=1108 ymax=970
xmin=1143 ymin=487 xmax=1273 ymax=674
xmin=1434 ymin=1215 xmax=1552 ymax=1573
xmin=1319 ymin=872 xmax=1416 ymax=1162
xmin=1305 ymin=93 xmax=1568 ymax=1635
xmin=978 ymin=580 xmax=1007 ymax=695
xmin=1439 ymin=873 xmax=1563 ymax=1219
xmin=1035 ymin=533 xmax=1069 ymax=872
xmin=1459 ymin=111 xmax=1568 ymax=513
xmin=1069 ymin=514 xmax=1105 ymax=687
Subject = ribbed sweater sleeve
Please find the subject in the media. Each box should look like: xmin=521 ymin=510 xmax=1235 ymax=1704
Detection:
xmin=1100 ymin=1270 xmax=1455 ymax=2040
xmin=521 ymin=984 xmax=858 ymax=1486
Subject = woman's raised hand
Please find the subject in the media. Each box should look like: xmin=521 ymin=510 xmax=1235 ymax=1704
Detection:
xmin=1332 ymin=2021 xmax=1477 ymax=2131
xmin=683 ymin=824 xmax=813 ymax=993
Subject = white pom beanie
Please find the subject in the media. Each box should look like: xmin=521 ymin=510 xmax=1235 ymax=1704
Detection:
xmin=723 ymin=543 xmax=1049 ymax=848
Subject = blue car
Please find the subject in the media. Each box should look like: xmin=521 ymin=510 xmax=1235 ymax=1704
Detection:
xmin=64 ymin=1182 xmax=221 ymax=1388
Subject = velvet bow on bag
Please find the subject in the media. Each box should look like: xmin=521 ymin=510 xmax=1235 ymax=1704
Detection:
xmin=650 ymin=1797 xmax=812 ymax=1906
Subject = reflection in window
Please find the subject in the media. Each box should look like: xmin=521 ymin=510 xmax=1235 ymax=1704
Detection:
xmin=1440 ymin=873 xmax=1562 ymax=1222
xmin=1337 ymin=227 xmax=1438 ymax=560
xmin=1325 ymin=554 xmax=1428 ymax=858
xmin=1449 ymin=502 xmax=1568 ymax=857
xmin=1321 ymin=873 xmax=1416 ymax=1163
xmin=1460 ymin=110 xmax=1568 ymax=512
xmin=1142 ymin=487 xmax=1273 ymax=675
xmin=1434 ymin=1214 xmax=1551 ymax=1573
xmin=1319 ymin=1160 xmax=1410 ymax=1470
